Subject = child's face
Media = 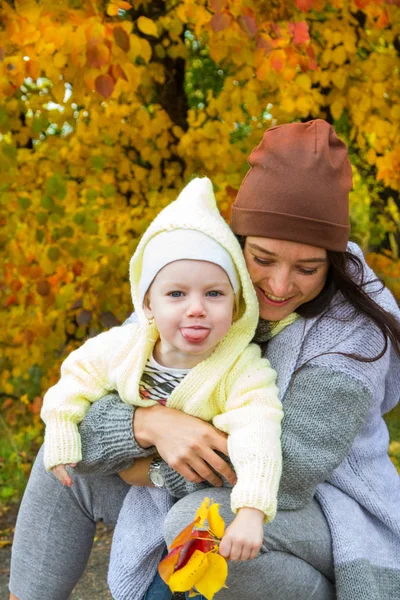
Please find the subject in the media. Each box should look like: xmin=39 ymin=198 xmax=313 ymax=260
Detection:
xmin=144 ymin=260 xmax=236 ymax=368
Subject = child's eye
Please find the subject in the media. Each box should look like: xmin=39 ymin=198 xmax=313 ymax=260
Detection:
xmin=206 ymin=291 xmax=223 ymax=297
xmin=168 ymin=291 xmax=184 ymax=297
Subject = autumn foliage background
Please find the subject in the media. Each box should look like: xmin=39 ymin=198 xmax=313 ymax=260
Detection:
xmin=1 ymin=0 xmax=399 ymax=503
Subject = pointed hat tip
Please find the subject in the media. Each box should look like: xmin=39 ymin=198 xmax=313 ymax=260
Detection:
xmin=176 ymin=177 xmax=217 ymax=212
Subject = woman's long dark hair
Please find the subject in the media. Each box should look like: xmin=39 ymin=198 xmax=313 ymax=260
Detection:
xmin=238 ymin=236 xmax=400 ymax=362
xmin=295 ymin=250 xmax=400 ymax=361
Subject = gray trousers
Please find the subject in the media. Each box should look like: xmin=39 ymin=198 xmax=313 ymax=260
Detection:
xmin=10 ymin=447 xmax=335 ymax=599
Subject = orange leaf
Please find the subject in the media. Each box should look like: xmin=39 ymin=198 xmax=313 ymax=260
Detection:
xmin=295 ymin=0 xmax=313 ymax=11
xmin=95 ymin=74 xmax=115 ymax=98
xmin=159 ymin=546 xmax=181 ymax=583
xmin=106 ymin=4 xmax=119 ymax=16
xmin=117 ymin=0 xmax=132 ymax=9
xmin=354 ymin=0 xmax=370 ymax=8
xmin=113 ymin=26 xmax=130 ymax=52
xmin=168 ymin=518 xmax=200 ymax=550
xmin=376 ymin=9 xmax=389 ymax=29
xmin=270 ymin=49 xmax=286 ymax=71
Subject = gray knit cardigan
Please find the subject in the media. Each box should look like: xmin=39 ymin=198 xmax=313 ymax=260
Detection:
xmin=78 ymin=243 xmax=400 ymax=600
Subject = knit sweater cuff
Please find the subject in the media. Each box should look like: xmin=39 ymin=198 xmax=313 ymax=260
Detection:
xmin=76 ymin=393 xmax=155 ymax=475
xmin=43 ymin=417 xmax=82 ymax=471
xmin=230 ymin=458 xmax=281 ymax=522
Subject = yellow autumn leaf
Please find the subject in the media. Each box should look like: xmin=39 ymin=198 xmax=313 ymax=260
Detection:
xmin=168 ymin=550 xmax=209 ymax=592
xmin=140 ymin=38 xmax=152 ymax=63
xmin=106 ymin=4 xmax=119 ymax=17
xmin=332 ymin=45 xmax=346 ymax=65
xmin=195 ymin=497 xmax=210 ymax=527
xmin=331 ymin=69 xmax=347 ymax=90
xmin=194 ymin=553 xmax=228 ymax=600
xmin=330 ymin=98 xmax=345 ymax=120
xmin=207 ymin=503 xmax=225 ymax=538
xmin=137 ymin=16 xmax=159 ymax=38
xmin=296 ymin=73 xmax=312 ymax=91
xmin=53 ymin=52 xmax=67 ymax=69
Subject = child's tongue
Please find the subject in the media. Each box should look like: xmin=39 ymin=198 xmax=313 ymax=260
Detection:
xmin=180 ymin=327 xmax=210 ymax=343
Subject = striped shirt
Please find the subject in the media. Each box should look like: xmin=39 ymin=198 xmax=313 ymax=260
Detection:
xmin=139 ymin=354 xmax=190 ymax=406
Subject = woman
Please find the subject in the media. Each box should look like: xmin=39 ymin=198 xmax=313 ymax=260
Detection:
xmin=9 ymin=120 xmax=400 ymax=600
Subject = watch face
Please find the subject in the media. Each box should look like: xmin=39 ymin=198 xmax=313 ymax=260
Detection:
xmin=151 ymin=471 xmax=165 ymax=487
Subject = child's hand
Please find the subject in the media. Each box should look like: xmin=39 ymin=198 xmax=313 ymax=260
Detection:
xmin=219 ymin=507 xmax=264 ymax=561
xmin=51 ymin=463 xmax=77 ymax=487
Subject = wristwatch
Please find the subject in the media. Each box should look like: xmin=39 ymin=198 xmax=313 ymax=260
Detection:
xmin=148 ymin=456 xmax=166 ymax=488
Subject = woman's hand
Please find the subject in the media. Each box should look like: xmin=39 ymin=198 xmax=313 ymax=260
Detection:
xmin=219 ymin=507 xmax=265 ymax=561
xmin=119 ymin=457 xmax=154 ymax=486
xmin=134 ymin=405 xmax=237 ymax=487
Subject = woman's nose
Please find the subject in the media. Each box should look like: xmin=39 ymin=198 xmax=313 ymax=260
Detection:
xmin=268 ymin=270 xmax=293 ymax=298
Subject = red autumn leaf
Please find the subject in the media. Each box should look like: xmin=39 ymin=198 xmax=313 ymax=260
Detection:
xmin=376 ymin=9 xmax=389 ymax=29
xmin=113 ymin=26 xmax=130 ymax=52
xmin=110 ymin=63 xmax=128 ymax=81
xmin=238 ymin=13 xmax=257 ymax=37
xmin=95 ymin=74 xmax=115 ymax=98
xmin=176 ymin=534 xmax=214 ymax=570
xmin=295 ymin=0 xmax=313 ymax=11
xmin=30 ymin=396 xmax=43 ymax=415
xmin=288 ymin=21 xmax=310 ymax=44
xmin=87 ymin=41 xmax=110 ymax=68
xmin=72 ymin=260 xmax=83 ymax=276
xmin=4 ymin=294 xmax=17 ymax=307
xmin=307 ymin=45 xmax=317 ymax=70
xmin=210 ymin=12 xmax=232 ymax=32
xmin=37 ymin=280 xmax=51 ymax=296
xmin=256 ymin=35 xmax=273 ymax=52
xmin=209 ymin=0 xmax=226 ymax=11
xmin=354 ymin=0 xmax=370 ymax=8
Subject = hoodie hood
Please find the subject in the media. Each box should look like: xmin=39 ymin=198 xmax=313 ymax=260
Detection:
xmin=129 ymin=177 xmax=260 ymax=357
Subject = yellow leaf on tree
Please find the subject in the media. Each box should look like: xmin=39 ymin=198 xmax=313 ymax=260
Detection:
xmin=332 ymin=45 xmax=346 ymax=66
xmin=330 ymin=99 xmax=344 ymax=120
xmin=207 ymin=503 xmax=225 ymax=538
xmin=296 ymin=73 xmax=312 ymax=91
xmin=106 ymin=4 xmax=119 ymax=16
xmin=168 ymin=550 xmax=209 ymax=592
xmin=194 ymin=553 xmax=228 ymax=600
xmin=137 ymin=16 xmax=159 ymax=38
xmin=331 ymin=69 xmax=347 ymax=90
xmin=140 ymin=38 xmax=153 ymax=63
xmin=53 ymin=52 xmax=67 ymax=69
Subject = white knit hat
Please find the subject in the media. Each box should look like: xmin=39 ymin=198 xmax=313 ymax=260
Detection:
xmin=130 ymin=178 xmax=260 ymax=340
xmin=138 ymin=229 xmax=240 ymax=306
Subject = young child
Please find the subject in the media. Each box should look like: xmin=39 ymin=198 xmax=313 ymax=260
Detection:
xmin=41 ymin=177 xmax=284 ymax=599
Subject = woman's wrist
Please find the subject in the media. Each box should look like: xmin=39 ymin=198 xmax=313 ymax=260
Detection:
xmin=133 ymin=405 xmax=163 ymax=448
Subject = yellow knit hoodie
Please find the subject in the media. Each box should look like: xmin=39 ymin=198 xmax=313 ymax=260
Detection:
xmin=41 ymin=178 xmax=283 ymax=520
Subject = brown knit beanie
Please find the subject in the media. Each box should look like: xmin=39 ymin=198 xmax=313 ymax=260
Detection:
xmin=230 ymin=119 xmax=352 ymax=251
